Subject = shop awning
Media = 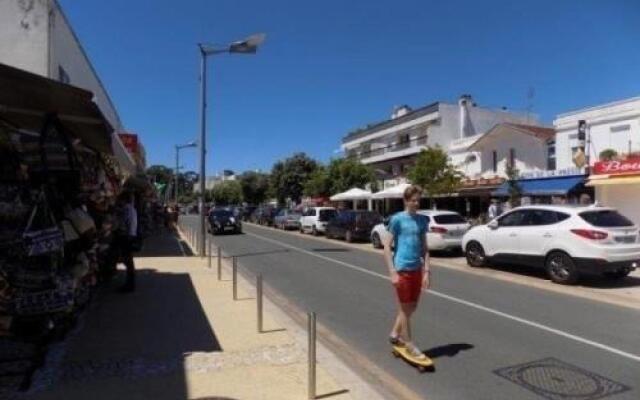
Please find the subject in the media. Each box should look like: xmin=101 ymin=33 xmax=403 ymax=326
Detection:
xmin=0 ymin=63 xmax=113 ymax=154
xmin=330 ymin=188 xmax=372 ymax=201
xmin=586 ymin=175 xmax=640 ymax=186
xmin=492 ymin=175 xmax=586 ymax=196
xmin=371 ymin=183 xmax=411 ymax=199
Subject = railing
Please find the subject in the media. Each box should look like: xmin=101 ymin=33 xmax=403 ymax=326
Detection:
xmin=350 ymin=134 xmax=429 ymax=160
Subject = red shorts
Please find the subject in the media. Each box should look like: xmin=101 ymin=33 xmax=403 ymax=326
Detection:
xmin=394 ymin=270 xmax=423 ymax=304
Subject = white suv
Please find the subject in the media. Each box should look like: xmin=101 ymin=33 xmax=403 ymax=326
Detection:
xmin=299 ymin=207 xmax=337 ymax=235
xmin=462 ymin=205 xmax=640 ymax=284
xmin=371 ymin=210 xmax=470 ymax=252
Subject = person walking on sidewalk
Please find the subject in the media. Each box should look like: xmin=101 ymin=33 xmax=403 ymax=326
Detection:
xmin=115 ymin=191 xmax=139 ymax=293
xmin=383 ymin=185 xmax=430 ymax=360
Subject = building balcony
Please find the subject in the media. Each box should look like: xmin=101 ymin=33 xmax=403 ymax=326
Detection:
xmin=354 ymin=135 xmax=429 ymax=164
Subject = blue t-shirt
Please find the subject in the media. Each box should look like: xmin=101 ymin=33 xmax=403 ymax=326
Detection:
xmin=388 ymin=211 xmax=428 ymax=271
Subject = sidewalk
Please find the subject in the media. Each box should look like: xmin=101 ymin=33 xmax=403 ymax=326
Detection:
xmin=22 ymin=229 xmax=363 ymax=400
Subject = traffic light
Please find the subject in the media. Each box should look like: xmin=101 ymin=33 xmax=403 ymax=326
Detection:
xmin=577 ymin=120 xmax=587 ymax=142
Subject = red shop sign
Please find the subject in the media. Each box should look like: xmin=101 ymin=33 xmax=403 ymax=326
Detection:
xmin=118 ymin=133 xmax=138 ymax=155
xmin=593 ymin=159 xmax=640 ymax=175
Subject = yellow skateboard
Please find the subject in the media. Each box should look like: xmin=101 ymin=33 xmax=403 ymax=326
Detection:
xmin=392 ymin=344 xmax=434 ymax=372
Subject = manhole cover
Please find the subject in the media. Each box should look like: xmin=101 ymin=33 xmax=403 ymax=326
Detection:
xmin=494 ymin=358 xmax=631 ymax=400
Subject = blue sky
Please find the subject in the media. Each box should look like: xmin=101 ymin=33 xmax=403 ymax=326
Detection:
xmin=59 ymin=0 xmax=640 ymax=175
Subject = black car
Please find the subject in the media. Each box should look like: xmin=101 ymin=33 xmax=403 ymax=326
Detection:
xmin=208 ymin=208 xmax=242 ymax=234
xmin=254 ymin=206 xmax=278 ymax=226
xmin=325 ymin=210 xmax=382 ymax=242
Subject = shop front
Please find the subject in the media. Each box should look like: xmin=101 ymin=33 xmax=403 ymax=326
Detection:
xmin=492 ymin=174 xmax=591 ymax=205
xmin=587 ymin=158 xmax=640 ymax=225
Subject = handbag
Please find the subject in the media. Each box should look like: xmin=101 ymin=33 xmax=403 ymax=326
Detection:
xmin=22 ymin=192 xmax=64 ymax=257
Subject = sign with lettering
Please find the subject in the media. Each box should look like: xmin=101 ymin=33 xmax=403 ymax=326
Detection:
xmin=593 ymin=159 xmax=640 ymax=175
xmin=118 ymin=133 xmax=139 ymax=155
xmin=519 ymin=168 xmax=584 ymax=179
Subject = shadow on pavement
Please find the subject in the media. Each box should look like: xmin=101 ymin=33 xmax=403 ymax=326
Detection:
xmin=225 ymin=249 xmax=290 ymax=258
xmin=316 ymin=389 xmax=350 ymax=399
xmin=312 ymin=248 xmax=351 ymax=253
xmin=423 ymin=343 xmax=474 ymax=359
xmin=489 ymin=261 xmax=640 ymax=289
xmin=138 ymin=228 xmax=193 ymax=257
xmin=28 ymin=231 xmax=221 ymax=400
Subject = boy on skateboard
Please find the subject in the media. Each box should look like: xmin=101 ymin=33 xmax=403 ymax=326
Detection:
xmin=383 ymin=185 xmax=430 ymax=361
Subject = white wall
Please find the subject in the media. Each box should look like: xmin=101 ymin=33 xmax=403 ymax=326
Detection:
xmin=0 ymin=0 xmax=49 ymax=76
xmin=554 ymin=97 xmax=640 ymax=170
xmin=477 ymin=133 xmax=548 ymax=178
xmin=596 ymin=185 xmax=640 ymax=226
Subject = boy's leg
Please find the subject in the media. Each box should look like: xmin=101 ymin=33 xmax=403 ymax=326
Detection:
xmin=398 ymin=302 xmax=417 ymax=343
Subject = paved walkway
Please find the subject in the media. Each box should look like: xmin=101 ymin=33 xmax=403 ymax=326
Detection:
xmin=22 ymin=229 xmax=358 ymax=400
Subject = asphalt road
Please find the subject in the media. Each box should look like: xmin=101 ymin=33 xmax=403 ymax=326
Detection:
xmin=180 ymin=215 xmax=640 ymax=400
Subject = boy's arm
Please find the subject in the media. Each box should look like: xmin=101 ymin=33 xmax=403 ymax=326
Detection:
xmin=383 ymin=220 xmax=398 ymax=284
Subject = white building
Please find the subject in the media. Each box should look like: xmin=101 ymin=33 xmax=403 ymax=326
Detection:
xmin=341 ymin=95 xmax=537 ymax=183
xmin=554 ymin=96 xmax=640 ymax=171
xmin=0 ymin=0 xmax=136 ymax=175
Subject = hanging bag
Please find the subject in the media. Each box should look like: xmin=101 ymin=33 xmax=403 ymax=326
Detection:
xmin=22 ymin=192 xmax=64 ymax=257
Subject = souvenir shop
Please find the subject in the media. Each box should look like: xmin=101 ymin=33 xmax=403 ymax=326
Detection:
xmin=0 ymin=63 xmax=122 ymax=344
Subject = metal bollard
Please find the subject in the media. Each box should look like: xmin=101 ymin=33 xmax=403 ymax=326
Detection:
xmin=232 ymin=256 xmax=238 ymax=300
xmin=217 ymin=247 xmax=222 ymax=280
xmin=257 ymin=274 xmax=263 ymax=333
xmin=208 ymin=237 xmax=212 ymax=268
xmin=308 ymin=312 xmax=316 ymax=400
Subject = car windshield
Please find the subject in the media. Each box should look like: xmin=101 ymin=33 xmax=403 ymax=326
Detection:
xmin=288 ymin=213 xmax=301 ymax=218
xmin=211 ymin=210 xmax=232 ymax=218
xmin=579 ymin=210 xmax=634 ymax=227
xmin=433 ymin=214 xmax=466 ymax=224
xmin=319 ymin=210 xmax=337 ymax=221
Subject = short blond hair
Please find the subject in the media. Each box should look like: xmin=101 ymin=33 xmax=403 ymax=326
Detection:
xmin=403 ymin=185 xmax=422 ymax=201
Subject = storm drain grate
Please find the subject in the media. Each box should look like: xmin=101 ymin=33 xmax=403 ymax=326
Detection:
xmin=494 ymin=358 xmax=631 ymax=400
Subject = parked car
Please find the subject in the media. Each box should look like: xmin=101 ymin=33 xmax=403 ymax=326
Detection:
xmin=371 ymin=210 xmax=470 ymax=252
xmin=325 ymin=210 xmax=382 ymax=242
xmin=274 ymin=209 xmax=302 ymax=230
xmin=462 ymin=205 xmax=640 ymax=284
xmin=242 ymin=206 xmax=257 ymax=221
xmin=208 ymin=208 xmax=242 ymax=234
xmin=254 ymin=206 xmax=278 ymax=226
xmin=300 ymin=207 xmax=337 ymax=235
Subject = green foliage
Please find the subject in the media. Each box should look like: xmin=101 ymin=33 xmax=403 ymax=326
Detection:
xmin=407 ymin=146 xmax=462 ymax=199
xmin=303 ymin=167 xmax=331 ymax=198
xmin=146 ymin=165 xmax=173 ymax=185
xmin=239 ymin=171 xmax=270 ymax=205
xmin=327 ymin=158 xmax=376 ymax=194
xmin=270 ymin=153 xmax=319 ymax=205
xmin=505 ymin=164 xmax=522 ymax=205
xmin=599 ymin=148 xmax=618 ymax=161
xmin=210 ymin=180 xmax=243 ymax=206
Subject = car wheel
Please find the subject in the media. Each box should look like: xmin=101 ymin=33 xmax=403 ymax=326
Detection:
xmin=312 ymin=226 xmax=319 ymax=236
xmin=603 ymin=268 xmax=632 ymax=280
xmin=372 ymin=233 xmax=383 ymax=249
xmin=546 ymin=251 xmax=579 ymax=285
xmin=326 ymin=229 xmax=333 ymax=239
xmin=465 ymin=241 xmax=486 ymax=268
xmin=300 ymin=225 xmax=305 ymax=234
xmin=345 ymin=230 xmax=354 ymax=243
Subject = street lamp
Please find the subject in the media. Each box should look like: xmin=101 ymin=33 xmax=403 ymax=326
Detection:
xmin=197 ymin=33 xmax=266 ymax=256
xmin=175 ymin=141 xmax=197 ymax=204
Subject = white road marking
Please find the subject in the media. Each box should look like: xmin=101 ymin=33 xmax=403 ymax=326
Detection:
xmin=245 ymin=230 xmax=640 ymax=364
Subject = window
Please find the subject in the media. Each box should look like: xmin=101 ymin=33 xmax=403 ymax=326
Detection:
xmin=433 ymin=214 xmax=466 ymax=224
xmin=580 ymin=210 xmax=633 ymax=227
xmin=492 ymin=150 xmax=498 ymax=172
xmin=509 ymin=148 xmax=516 ymax=168
xmin=498 ymin=210 xmax=528 ymax=227
xmin=525 ymin=210 xmax=569 ymax=225
xmin=547 ymin=140 xmax=556 ymax=170
xmin=319 ymin=209 xmax=337 ymax=221
xmin=58 ymin=66 xmax=70 ymax=84
xmin=610 ymin=124 xmax=630 ymax=133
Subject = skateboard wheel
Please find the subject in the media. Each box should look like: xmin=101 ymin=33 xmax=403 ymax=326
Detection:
xmin=392 ymin=350 xmax=400 ymax=358
xmin=418 ymin=366 xmax=427 ymax=372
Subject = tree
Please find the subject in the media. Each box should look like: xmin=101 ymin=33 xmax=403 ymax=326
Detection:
xmin=599 ymin=148 xmax=618 ymax=161
xmin=210 ymin=180 xmax=243 ymax=206
xmin=239 ymin=171 xmax=270 ymax=205
xmin=407 ymin=146 xmax=463 ymax=204
xmin=146 ymin=165 xmax=173 ymax=185
xmin=505 ymin=164 xmax=523 ymax=207
xmin=303 ymin=167 xmax=331 ymax=198
xmin=327 ymin=158 xmax=376 ymax=194
xmin=270 ymin=153 xmax=319 ymax=205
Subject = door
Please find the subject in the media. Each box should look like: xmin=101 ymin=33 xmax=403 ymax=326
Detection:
xmin=485 ymin=210 xmax=528 ymax=260
xmin=518 ymin=210 xmax=569 ymax=267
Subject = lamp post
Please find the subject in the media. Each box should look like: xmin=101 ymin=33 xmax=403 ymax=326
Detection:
xmin=175 ymin=142 xmax=197 ymax=204
xmin=197 ymin=33 xmax=266 ymax=256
